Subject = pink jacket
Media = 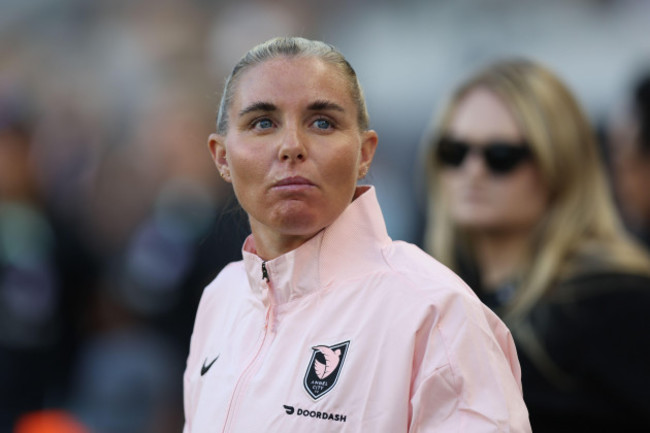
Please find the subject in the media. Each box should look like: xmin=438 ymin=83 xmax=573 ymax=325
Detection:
xmin=183 ymin=186 xmax=531 ymax=432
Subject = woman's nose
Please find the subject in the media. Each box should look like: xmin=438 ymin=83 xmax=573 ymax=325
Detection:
xmin=463 ymin=150 xmax=488 ymax=176
xmin=278 ymin=127 xmax=307 ymax=162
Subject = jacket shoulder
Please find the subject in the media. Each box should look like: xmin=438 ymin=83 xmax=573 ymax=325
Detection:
xmin=196 ymin=260 xmax=246 ymax=312
xmin=380 ymin=240 xmax=476 ymax=298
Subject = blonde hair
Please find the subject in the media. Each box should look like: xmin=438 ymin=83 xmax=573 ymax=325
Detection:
xmin=216 ymin=36 xmax=370 ymax=134
xmin=423 ymin=58 xmax=650 ymax=321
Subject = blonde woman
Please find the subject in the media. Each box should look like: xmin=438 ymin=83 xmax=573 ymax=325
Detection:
xmin=183 ymin=38 xmax=530 ymax=432
xmin=423 ymin=58 xmax=650 ymax=431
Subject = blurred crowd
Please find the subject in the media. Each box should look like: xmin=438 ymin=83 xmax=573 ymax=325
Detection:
xmin=0 ymin=1 xmax=256 ymax=432
xmin=1 ymin=0 xmax=649 ymax=432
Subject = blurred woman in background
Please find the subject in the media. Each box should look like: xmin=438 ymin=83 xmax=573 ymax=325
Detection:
xmin=422 ymin=58 xmax=650 ymax=432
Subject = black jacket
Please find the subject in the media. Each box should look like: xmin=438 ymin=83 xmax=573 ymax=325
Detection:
xmin=510 ymin=272 xmax=650 ymax=432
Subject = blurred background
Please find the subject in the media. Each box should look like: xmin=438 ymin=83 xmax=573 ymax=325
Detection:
xmin=1 ymin=0 xmax=649 ymax=432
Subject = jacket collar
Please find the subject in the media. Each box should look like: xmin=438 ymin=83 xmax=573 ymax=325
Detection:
xmin=242 ymin=186 xmax=391 ymax=306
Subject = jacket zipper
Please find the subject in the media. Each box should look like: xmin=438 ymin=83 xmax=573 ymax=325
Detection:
xmin=221 ymin=262 xmax=276 ymax=432
xmin=262 ymin=261 xmax=269 ymax=282
xmin=261 ymin=261 xmax=276 ymax=331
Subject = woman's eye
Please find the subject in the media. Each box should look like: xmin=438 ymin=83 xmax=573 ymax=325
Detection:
xmin=253 ymin=118 xmax=273 ymax=130
xmin=313 ymin=118 xmax=332 ymax=130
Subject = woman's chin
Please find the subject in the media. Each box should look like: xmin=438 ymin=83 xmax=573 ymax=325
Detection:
xmin=275 ymin=215 xmax=327 ymax=238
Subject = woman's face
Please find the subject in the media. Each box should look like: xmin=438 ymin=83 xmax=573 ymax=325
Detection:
xmin=439 ymin=87 xmax=549 ymax=234
xmin=210 ymin=56 xmax=377 ymax=258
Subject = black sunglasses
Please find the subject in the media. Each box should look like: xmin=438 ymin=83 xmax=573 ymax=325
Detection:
xmin=435 ymin=137 xmax=532 ymax=174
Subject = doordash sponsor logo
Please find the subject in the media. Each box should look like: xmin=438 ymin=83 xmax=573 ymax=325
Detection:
xmin=282 ymin=405 xmax=347 ymax=423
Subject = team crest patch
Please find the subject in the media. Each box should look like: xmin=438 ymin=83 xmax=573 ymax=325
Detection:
xmin=303 ymin=341 xmax=350 ymax=400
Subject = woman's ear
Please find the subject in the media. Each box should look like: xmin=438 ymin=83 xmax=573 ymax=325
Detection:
xmin=208 ymin=133 xmax=231 ymax=182
xmin=358 ymin=129 xmax=378 ymax=179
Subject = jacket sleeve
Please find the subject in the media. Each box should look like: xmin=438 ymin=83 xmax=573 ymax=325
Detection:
xmin=409 ymin=292 xmax=531 ymax=432
xmin=182 ymin=371 xmax=193 ymax=433
xmin=182 ymin=278 xmax=214 ymax=433
xmin=182 ymin=334 xmax=195 ymax=433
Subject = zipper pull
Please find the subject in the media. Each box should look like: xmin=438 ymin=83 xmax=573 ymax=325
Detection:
xmin=261 ymin=261 xmax=275 ymax=331
xmin=261 ymin=261 xmax=269 ymax=282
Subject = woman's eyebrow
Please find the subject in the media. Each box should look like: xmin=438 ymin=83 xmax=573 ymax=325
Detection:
xmin=239 ymin=101 xmax=276 ymax=117
xmin=238 ymin=100 xmax=344 ymax=117
xmin=307 ymin=99 xmax=345 ymax=113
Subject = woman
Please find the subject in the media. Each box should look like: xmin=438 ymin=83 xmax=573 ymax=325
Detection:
xmin=183 ymin=37 xmax=530 ymax=432
xmin=423 ymin=58 xmax=650 ymax=431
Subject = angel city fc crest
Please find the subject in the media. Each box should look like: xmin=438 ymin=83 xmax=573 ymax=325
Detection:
xmin=303 ymin=341 xmax=350 ymax=400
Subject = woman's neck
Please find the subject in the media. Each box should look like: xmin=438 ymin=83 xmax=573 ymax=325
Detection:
xmin=472 ymin=230 xmax=531 ymax=292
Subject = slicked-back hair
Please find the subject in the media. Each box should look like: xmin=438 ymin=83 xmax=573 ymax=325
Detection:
xmin=215 ymin=36 xmax=370 ymax=135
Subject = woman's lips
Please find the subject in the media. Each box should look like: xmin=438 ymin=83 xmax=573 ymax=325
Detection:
xmin=272 ymin=176 xmax=315 ymax=191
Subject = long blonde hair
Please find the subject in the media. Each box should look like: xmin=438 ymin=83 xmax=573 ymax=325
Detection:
xmin=423 ymin=59 xmax=650 ymax=321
